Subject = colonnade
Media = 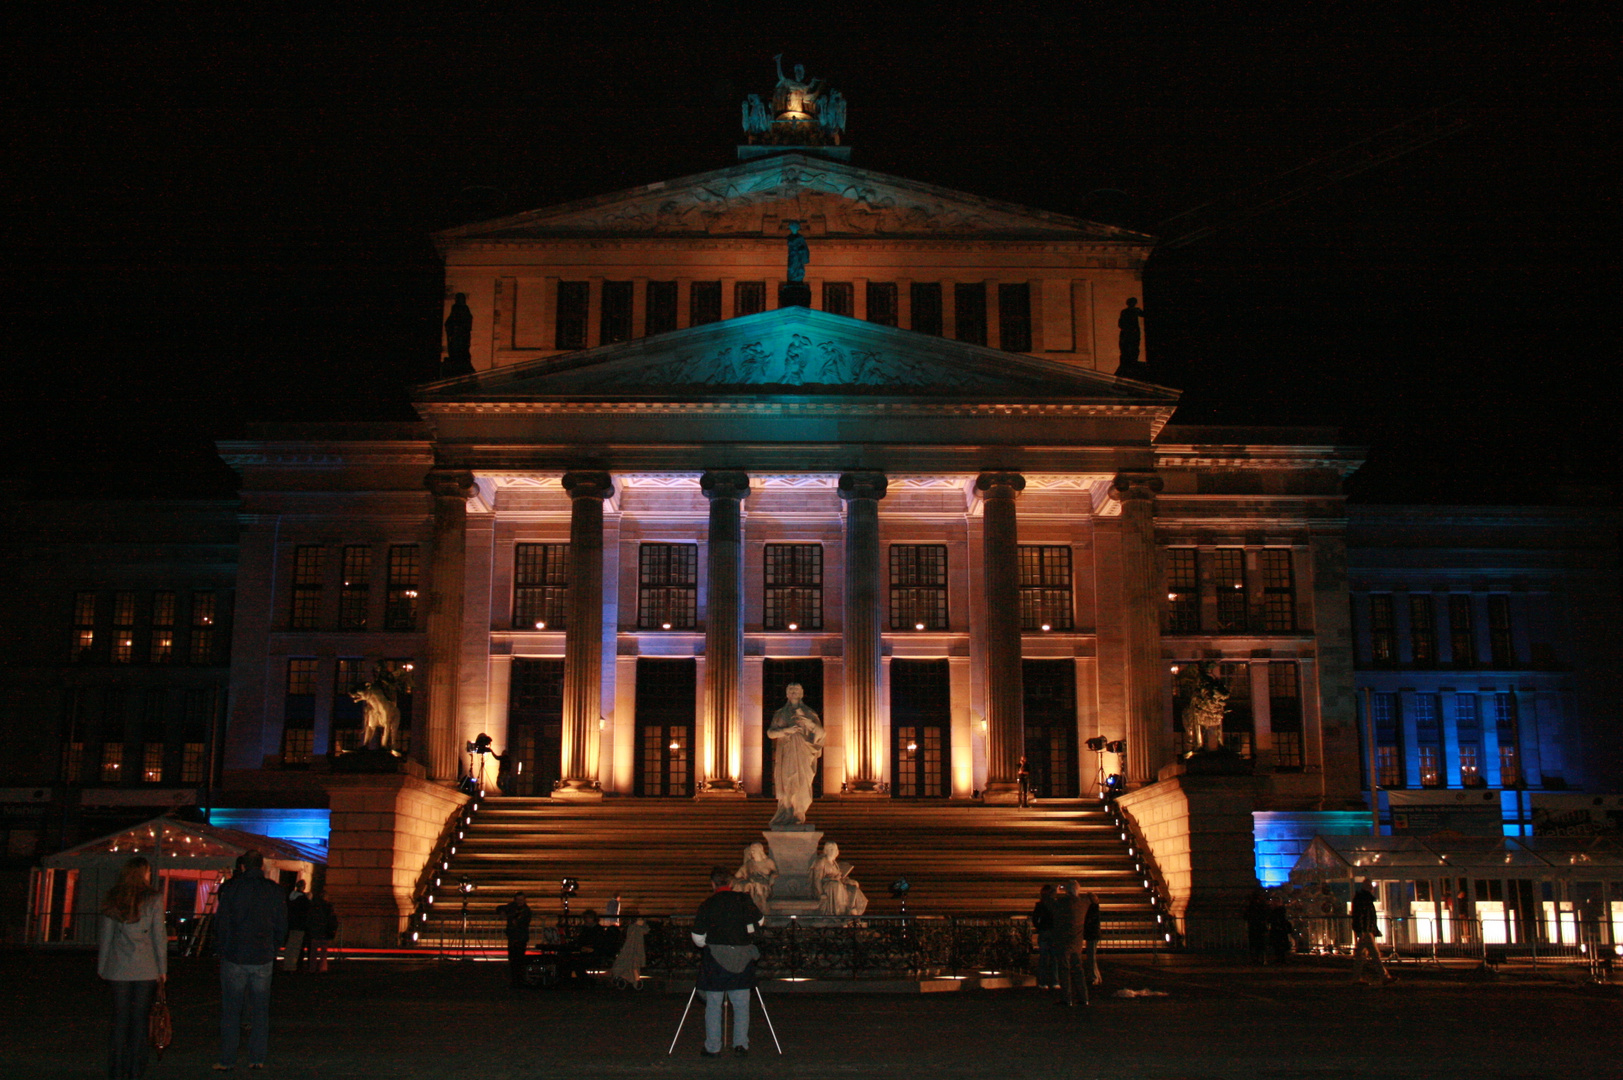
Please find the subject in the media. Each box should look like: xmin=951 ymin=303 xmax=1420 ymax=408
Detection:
xmin=421 ymin=468 xmax=1167 ymax=798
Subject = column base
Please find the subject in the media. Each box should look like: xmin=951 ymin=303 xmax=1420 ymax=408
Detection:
xmin=839 ymin=781 xmax=887 ymax=798
xmin=551 ymin=780 xmax=605 ymax=801
xmin=979 ymin=780 xmax=1022 ymax=805
xmin=696 ymin=780 xmax=748 ymax=799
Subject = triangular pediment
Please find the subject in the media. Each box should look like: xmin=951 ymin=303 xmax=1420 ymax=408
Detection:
xmin=436 ymin=153 xmax=1155 ymax=243
xmin=416 ymin=307 xmax=1179 ymax=405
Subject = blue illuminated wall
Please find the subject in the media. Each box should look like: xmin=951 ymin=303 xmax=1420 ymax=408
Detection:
xmin=209 ymin=808 xmax=331 ymax=854
xmin=1253 ymin=811 xmax=1373 ymax=886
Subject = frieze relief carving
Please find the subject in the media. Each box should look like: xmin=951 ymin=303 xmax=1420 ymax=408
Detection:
xmin=591 ymin=336 xmax=1006 ymax=392
xmin=522 ymin=174 xmax=1064 ymax=237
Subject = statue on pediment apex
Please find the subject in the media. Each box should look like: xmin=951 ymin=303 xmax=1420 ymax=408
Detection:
xmin=773 ymin=54 xmax=825 ymax=119
xmin=741 ymin=56 xmax=846 ymax=146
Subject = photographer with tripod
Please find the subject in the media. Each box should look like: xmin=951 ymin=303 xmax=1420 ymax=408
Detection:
xmin=690 ymin=867 xmax=762 ymax=1058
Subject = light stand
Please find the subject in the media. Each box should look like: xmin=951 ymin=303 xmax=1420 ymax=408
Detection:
xmin=456 ymin=876 xmax=477 ymax=958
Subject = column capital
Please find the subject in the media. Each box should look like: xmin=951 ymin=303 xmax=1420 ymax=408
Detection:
xmin=561 ymin=471 xmax=615 ymax=502
xmin=974 ymin=472 xmax=1026 ymax=497
xmin=837 ymin=472 xmax=889 ymax=502
xmin=700 ymin=470 xmax=751 ymax=501
xmin=425 ymin=469 xmax=475 ymax=501
xmin=1110 ymin=472 xmax=1163 ymax=502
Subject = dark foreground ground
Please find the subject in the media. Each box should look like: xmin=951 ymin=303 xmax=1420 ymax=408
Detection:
xmin=2 ymin=951 xmax=1618 ymax=1079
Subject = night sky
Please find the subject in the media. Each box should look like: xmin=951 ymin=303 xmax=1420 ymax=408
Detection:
xmin=3 ymin=8 xmax=1615 ymax=503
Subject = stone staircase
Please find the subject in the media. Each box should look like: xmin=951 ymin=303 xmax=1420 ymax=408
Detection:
xmin=417 ymin=796 xmax=1166 ymax=945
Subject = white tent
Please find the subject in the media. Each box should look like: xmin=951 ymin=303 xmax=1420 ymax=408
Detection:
xmin=29 ymin=815 xmax=324 ymax=947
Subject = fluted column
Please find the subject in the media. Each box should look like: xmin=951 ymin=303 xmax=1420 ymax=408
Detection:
xmin=424 ymin=470 xmax=475 ymax=783
xmin=1112 ymin=472 xmax=1165 ymax=786
xmin=700 ymin=471 xmax=750 ymax=795
xmin=977 ymin=472 xmax=1026 ymax=803
xmin=558 ymin=471 xmax=614 ymax=798
xmin=838 ymin=472 xmax=888 ymax=793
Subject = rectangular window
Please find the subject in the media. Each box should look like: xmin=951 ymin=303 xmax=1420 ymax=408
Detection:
xmin=910 ymin=282 xmax=943 ymax=336
xmin=646 ymin=280 xmax=678 ymax=335
xmin=1415 ymin=693 xmax=1442 ymax=786
xmin=1456 ymin=693 xmax=1482 ymax=784
xmin=291 ymin=546 xmax=325 ymax=629
xmin=1449 ymin=595 xmax=1476 ymax=667
xmin=763 ymin=544 xmax=823 ymax=631
xmin=1495 ymin=693 xmax=1519 ymax=786
xmin=152 ymin=592 xmax=176 ymax=627
xmin=73 ymin=591 xmax=96 ymax=660
xmin=690 ymin=281 xmax=722 ymax=326
xmin=600 ymin=280 xmax=634 ymax=344
xmin=638 ymin=544 xmax=698 ymax=630
xmin=385 ymin=546 xmax=420 ymax=630
xmin=331 ymin=658 xmax=366 ymax=753
xmin=1019 ymin=545 xmax=1073 ymax=631
xmin=150 ymin=591 xmax=175 ymax=663
xmin=735 ymin=280 xmax=766 ymax=317
xmin=953 ymin=283 xmax=987 ymax=346
xmin=1213 ymin=549 xmax=1247 ymax=632
xmin=822 ymin=281 xmax=853 ymax=317
xmin=283 ymin=658 xmax=318 ymax=766
xmin=111 ymin=591 xmax=136 ymax=663
xmin=997 ymin=282 xmax=1032 ymax=351
xmin=1165 ymin=549 xmax=1200 ymax=634
xmin=181 ymin=743 xmax=205 ymax=784
xmin=100 ymin=742 xmax=124 ymax=783
xmin=555 ymin=281 xmax=589 ymax=349
xmin=1373 ymin=692 xmax=1402 ymax=787
xmin=189 ymin=592 xmax=217 ymax=663
xmin=866 ymin=282 xmax=898 ymax=327
xmin=513 ymin=543 xmax=570 ymax=630
xmin=339 ymin=546 xmax=372 ymax=630
xmin=1488 ymin=595 xmax=1514 ymax=667
xmin=1409 ymin=595 xmax=1436 ymax=665
xmin=1270 ymin=662 xmax=1304 ymax=769
xmin=1368 ymin=595 xmax=1396 ymax=665
xmin=142 ymin=743 xmax=164 ymax=783
xmin=1259 ymin=550 xmax=1296 ymax=632
xmin=889 ymin=544 xmax=949 ymax=631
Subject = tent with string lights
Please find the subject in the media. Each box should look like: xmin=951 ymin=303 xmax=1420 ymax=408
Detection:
xmin=28 ymin=815 xmax=325 ymax=947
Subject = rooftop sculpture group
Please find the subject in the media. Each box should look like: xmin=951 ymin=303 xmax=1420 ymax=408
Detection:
xmin=742 ymin=55 xmax=847 ymax=146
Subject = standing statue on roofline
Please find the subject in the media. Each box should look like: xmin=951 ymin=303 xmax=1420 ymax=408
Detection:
xmin=741 ymin=56 xmax=846 ymax=146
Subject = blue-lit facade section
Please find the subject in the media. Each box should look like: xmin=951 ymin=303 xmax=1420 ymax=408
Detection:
xmin=209 ymin=808 xmax=331 ymax=853
xmin=1253 ymin=811 xmax=1372 ymax=886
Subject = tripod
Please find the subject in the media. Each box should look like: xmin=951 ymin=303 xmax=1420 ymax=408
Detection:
xmin=668 ymin=987 xmax=782 ymax=1056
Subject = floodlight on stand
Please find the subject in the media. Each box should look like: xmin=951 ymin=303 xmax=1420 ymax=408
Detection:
xmin=1086 ymin=736 xmax=1108 ymax=752
xmin=560 ymin=877 xmax=579 ymax=896
xmin=457 ymin=876 xmax=477 ymax=896
xmin=889 ymin=877 xmax=911 ymax=898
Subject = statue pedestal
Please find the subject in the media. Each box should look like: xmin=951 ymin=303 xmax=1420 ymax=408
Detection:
xmin=763 ymin=829 xmax=822 ymax=906
xmin=778 ymin=282 xmax=812 ymax=308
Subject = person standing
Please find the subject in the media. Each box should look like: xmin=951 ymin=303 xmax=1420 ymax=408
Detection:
xmin=282 ymin=879 xmax=309 ymax=972
xmin=1082 ymin=891 xmax=1104 ymax=986
xmin=1051 ymin=880 xmax=1090 ymax=1007
xmin=1351 ymin=883 xmax=1394 ymax=985
xmin=498 ymin=892 xmax=532 ymax=987
xmin=691 ymin=867 xmax=763 ymax=1058
xmin=1116 ymin=297 xmax=1146 ymax=370
xmin=98 ymin=856 xmax=168 ymax=1080
xmin=215 ymin=851 xmax=288 ymax=1071
xmin=1030 ymin=883 xmax=1057 ymax=989
xmin=305 ymin=887 xmax=337 ymax=973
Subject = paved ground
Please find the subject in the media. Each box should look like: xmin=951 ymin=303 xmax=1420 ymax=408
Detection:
xmin=4 ymin=950 xmax=1619 ymax=1079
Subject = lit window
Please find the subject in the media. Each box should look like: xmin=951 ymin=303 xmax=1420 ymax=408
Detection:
xmin=143 ymin=743 xmax=164 ymax=783
xmin=100 ymin=742 xmax=123 ymax=782
xmin=1368 ymin=595 xmax=1396 ymax=665
xmin=1408 ymin=595 xmax=1436 ymax=665
xmin=1019 ymin=546 xmax=1072 ymax=631
xmin=513 ymin=543 xmax=569 ymax=630
xmin=889 ymin=545 xmax=948 ymax=631
xmin=340 ymin=546 xmax=373 ymax=630
xmin=291 ymin=546 xmax=325 ymax=629
xmin=189 ymin=592 xmax=217 ymax=663
xmin=764 ymin=544 xmax=822 ymax=631
xmin=386 ymin=546 xmax=421 ymax=630
xmin=1164 ymin=549 xmax=1200 ymax=634
xmin=638 ymin=545 xmax=698 ymax=630
xmin=112 ymin=591 xmax=137 ymax=663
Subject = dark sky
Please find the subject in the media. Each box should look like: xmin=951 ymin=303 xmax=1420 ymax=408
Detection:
xmin=3 ymin=7 xmax=1616 ymax=502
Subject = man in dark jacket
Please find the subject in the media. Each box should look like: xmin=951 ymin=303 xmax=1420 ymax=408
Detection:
xmin=215 ymin=851 xmax=289 ymax=1070
xmin=1351 ymin=883 xmax=1393 ymax=985
xmin=1050 ymin=880 xmax=1090 ymax=1006
xmin=691 ymin=867 xmax=763 ymax=1058
xmin=498 ymin=892 xmax=532 ymax=987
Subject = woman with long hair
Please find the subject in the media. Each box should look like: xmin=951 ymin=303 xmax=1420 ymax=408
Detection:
xmin=98 ymin=856 xmax=168 ymax=1079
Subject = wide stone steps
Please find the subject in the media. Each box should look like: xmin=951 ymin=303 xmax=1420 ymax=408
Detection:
xmin=419 ymin=797 xmax=1162 ymax=931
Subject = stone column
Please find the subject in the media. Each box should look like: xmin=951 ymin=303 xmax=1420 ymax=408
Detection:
xmin=424 ymin=470 xmax=475 ymax=783
xmin=1112 ymin=472 xmax=1166 ymax=786
xmin=977 ymin=472 xmax=1026 ymax=803
xmin=700 ymin=471 xmax=750 ymax=795
xmin=838 ymin=472 xmax=888 ymax=793
xmin=558 ymin=471 xmax=614 ymax=799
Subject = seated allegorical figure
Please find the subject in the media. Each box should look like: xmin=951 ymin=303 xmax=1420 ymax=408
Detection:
xmin=810 ymin=841 xmax=868 ymax=917
xmin=734 ymin=842 xmax=778 ymax=914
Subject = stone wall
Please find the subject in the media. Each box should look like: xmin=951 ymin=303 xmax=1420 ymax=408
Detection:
xmin=322 ymin=768 xmax=468 ymax=947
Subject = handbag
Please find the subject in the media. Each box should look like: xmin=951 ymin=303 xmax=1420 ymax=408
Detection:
xmin=148 ymin=983 xmax=173 ymax=1059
